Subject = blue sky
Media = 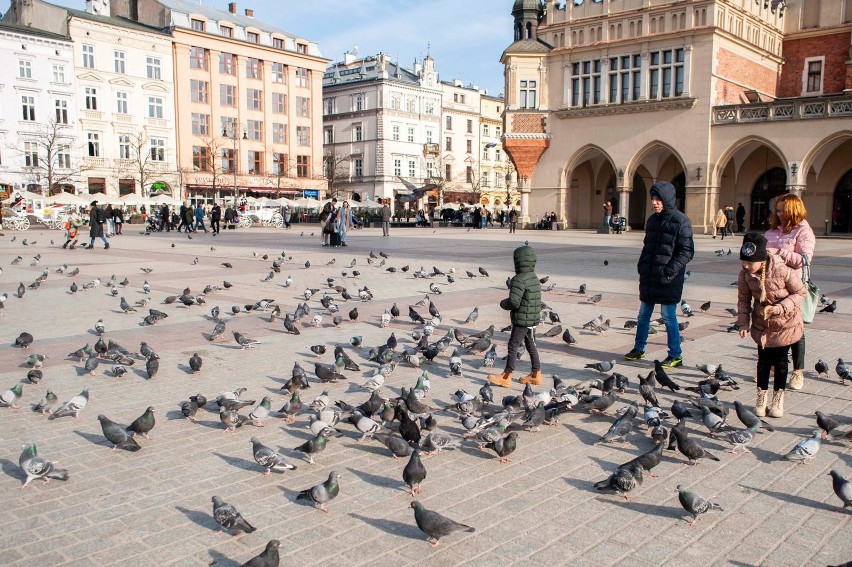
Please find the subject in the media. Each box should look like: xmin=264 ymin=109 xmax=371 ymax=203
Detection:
xmin=7 ymin=0 xmax=514 ymax=96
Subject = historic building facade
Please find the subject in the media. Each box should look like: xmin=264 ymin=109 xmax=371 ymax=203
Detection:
xmin=502 ymin=0 xmax=852 ymax=234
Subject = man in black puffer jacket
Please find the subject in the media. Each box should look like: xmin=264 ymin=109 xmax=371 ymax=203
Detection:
xmin=625 ymin=181 xmax=694 ymax=368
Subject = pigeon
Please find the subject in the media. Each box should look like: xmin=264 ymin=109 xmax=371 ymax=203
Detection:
xmin=733 ymin=400 xmax=774 ymax=432
xmin=485 ymin=431 xmax=518 ymax=463
xmin=296 ymin=471 xmax=341 ymax=513
xmin=18 ymin=442 xmax=69 ymax=489
xmin=594 ymin=463 xmax=643 ymax=499
xmin=814 ymin=359 xmax=828 ymax=378
xmin=233 ymin=331 xmax=260 ymax=349
xmin=700 ymin=300 xmax=711 ymax=312
xmin=562 ymin=328 xmax=577 ymax=345
xmin=784 ymin=430 xmax=821 ymax=463
xmin=220 ymin=406 xmax=251 ymax=432
xmin=410 ymin=500 xmax=475 ymax=546
xmin=463 ymin=307 xmax=479 ymax=324
xmin=585 ymin=359 xmax=616 ymax=374
xmin=815 ymin=411 xmax=839 ymax=439
xmin=653 ymin=360 xmax=681 ymax=392
xmin=212 ymin=496 xmax=256 ymax=535
xmin=1 ymin=384 xmax=24 ymax=409
xmin=670 ymin=426 xmax=720 ymax=465
xmin=600 ymin=415 xmax=634 ymax=443
xmin=373 ymin=432 xmax=413 ymax=458
xmin=677 ymin=485 xmax=723 ymax=526
xmin=14 ymin=332 xmax=34 ymax=349
xmin=97 ymin=415 xmax=141 ymax=451
xmin=621 ymin=440 xmax=664 ymax=477
xmin=145 ymin=357 xmax=159 ymax=380
xmin=180 ymin=400 xmax=199 ymax=421
xmin=829 ymin=470 xmax=852 ymax=511
xmin=32 ymin=390 xmax=58 ymax=414
xmin=127 ymin=407 xmax=156 ymax=439
xmin=700 ymin=406 xmax=736 ymax=438
xmin=26 ymin=354 xmax=46 ymax=369
xmin=587 ymin=293 xmax=602 ymax=304
xmin=294 ymin=432 xmax=328 ymax=465
xmin=819 ymin=300 xmax=836 ymax=313
xmin=837 ymin=358 xmax=851 ymax=384
xmin=277 ymin=393 xmax=301 ymax=423
xmin=48 ymin=387 xmax=89 ymax=419
xmin=240 ymin=539 xmax=280 ymax=567
xmin=250 ymin=437 xmax=296 ymax=475
xmin=403 ymin=448 xmax=427 ymax=495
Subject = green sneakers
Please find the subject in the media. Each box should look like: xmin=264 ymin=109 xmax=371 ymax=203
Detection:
xmin=624 ymin=348 xmax=645 ymax=361
xmin=660 ymin=356 xmax=683 ymax=368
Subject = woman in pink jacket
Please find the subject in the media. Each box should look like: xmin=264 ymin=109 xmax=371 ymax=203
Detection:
xmin=763 ymin=193 xmax=815 ymax=391
xmin=738 ymin=232 xmax=805 ymax=418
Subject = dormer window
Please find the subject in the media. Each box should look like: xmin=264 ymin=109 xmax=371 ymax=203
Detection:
xmin=273 ymin=37 xmax=284 ymax=49
xmin=296 ymin=43 xmax=307 ymax=54
xmin=191 ymin=19 xmax=205 ymax=32
xmin=247 ymin=31 xmax=259 ymax=44
xmin=220 ymin=26 xmax=233 ymax=38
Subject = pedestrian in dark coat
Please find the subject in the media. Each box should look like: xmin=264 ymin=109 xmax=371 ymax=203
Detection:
xmin=160 ymin=205 xmax=170 ymax=231
xmin=210 ymin=203 xmax=221 ymax=234
xmin=625 ymin=181 xmax=694 ymax=368
xmin=736 ymin=202 xmax=746 ymax=233
xmin=85 ymin=201 xmax=109 ymax=249
xmin=488 ymin=245 xmax=542 ymax=388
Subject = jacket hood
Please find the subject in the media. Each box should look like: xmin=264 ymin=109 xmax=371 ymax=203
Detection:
xmin=649 ymin=181 xmax=677 ymax=214
xmin=513 ymin=245 xmax=536 ymax=274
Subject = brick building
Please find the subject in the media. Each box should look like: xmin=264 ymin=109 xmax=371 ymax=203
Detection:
xmin=501 ymin=0 xmax=852 ymax=234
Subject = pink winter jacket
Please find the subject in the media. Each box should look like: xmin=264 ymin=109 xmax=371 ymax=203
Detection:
xmin=764 ymin=220 xmax=816 ymax=278
xmin=737 ymin=254 xmax=806 ymax=348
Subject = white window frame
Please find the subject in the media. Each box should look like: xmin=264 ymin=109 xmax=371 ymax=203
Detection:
xmin=21 ymin=95 xmax=36 ymax=121
xmin=118 ymin=134 xmax=131 ymax=159
xmin=57 ymin=147 xmax=71 ymax=169
xmin=52 ymin=64 xmax=66 ymax=84
xmin=354 ymin=123 xmax=363 ymax=142
xmin=146 ymin=56 xmax=162 ymax=80
xmin=23 ymin=141 xmax=38 ymax=167
xmin=150 ymin=138 xmax=165 ymax=161
xmin=392 ymin=124 xmax=400 ymax=141
xmin=148 ymin=96 xmax=164 ymax=119
xmin=116 ymin=91 xmax=128 ymax=114
xmin=18 ymin=59 xmax=32 ymax=79
xmin=87 ymin=132 xmax=100 ymax=157
xmin=802 ymin=56 xmax=825 ymax=96
xmin=114 ymin=50 xmax=126 ymax=74
xmin=82 ymin=44 xmax=95 ymax=69
xmin=55 ymin=99 xmax=69 ymax=124
xmin=84 ymin=87 xmax=98 ymax=111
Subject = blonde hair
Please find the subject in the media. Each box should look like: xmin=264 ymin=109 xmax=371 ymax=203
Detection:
xmin=770 ymin=193 xmax=807 ymax=232
xmin=758 ymin=259 xmax=768 ymax=305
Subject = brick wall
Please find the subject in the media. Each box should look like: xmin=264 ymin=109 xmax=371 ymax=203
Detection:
xmin=779 ymin=32 xmax=852 ymax=97
xmin=511 ymin=113 xmax=547 ymax=134
xmin=714 ymin=47 xmax=780 ymax=105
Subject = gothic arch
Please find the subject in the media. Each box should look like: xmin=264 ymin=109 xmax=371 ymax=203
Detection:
xmin=626 ymin=140 xmax=687 ymax=183
xmin=713 ymin=136 xmax=788 ymax=187
xmin=562 ymin=144 xmax=617 ymax=181
xmin=799 ymin=130 xmax=852 ymax=183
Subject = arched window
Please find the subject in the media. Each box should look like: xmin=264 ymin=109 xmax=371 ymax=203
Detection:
xmin=750 ymin=167 xmax=787 ymax=230
xmin=831 ymin=169 xmax=852 ymax=233
xmin=629 ymin=21 xmax=635 ymax=37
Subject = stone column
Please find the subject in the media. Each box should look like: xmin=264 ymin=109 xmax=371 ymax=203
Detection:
xmin=786 ymin=184 xmax=805 ymax=196
xmin=520 ymin=177 xmax=530 ymax=225
xmin=617 ymin=186 xmax=631 ymax=231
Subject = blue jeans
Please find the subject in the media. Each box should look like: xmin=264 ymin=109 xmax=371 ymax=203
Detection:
xmin=634 ymin=301 xmax=682 ymax=359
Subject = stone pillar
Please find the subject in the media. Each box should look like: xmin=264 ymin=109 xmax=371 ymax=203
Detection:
xmin=786 ymin=184 xmax=805 ymax=196
xmin=686 ymin=183 xmax=712 ymax=234
xmin=617 ymin=186 xmax=631 ymax=231
xmin=520 ymin=177 xmax=530 ymax=225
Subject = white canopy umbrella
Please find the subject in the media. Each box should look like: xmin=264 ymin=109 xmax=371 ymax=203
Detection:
xmin=119 ymin=193 xmax=146 ymax=206
xmin=2 ymin=190 xmax=45 ymax=205
xmin=45 ymin=192 xmax=89 ymax=206
xmin=295 ymin=197 xmax=321 ymax=208
xmin=149 ymin=194 xmax=181 ymax=206
xmin=351 ymin=200 xmax=383 ymax=210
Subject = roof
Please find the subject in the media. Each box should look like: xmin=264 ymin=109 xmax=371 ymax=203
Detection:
xmin=502 ymin=38 xmax=553 ymax=56
xmin=66 ymin=8 xmax=170 ymax=36
xmin=0 ymin=19 xmax=70 ymax=41
xmin=156 ymin=0 xmax=304 ymax=40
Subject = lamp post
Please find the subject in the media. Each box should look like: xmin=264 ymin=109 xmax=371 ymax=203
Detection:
xmin=222 ymin=123 xmax=247 ymax=203
xmin=505 ymin=172 xmax=513 ymax=210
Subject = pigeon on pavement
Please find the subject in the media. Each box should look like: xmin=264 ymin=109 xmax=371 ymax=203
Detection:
xmin=410 ymin=500 xmax=475 ymax=546
xmin=18 ymin=441 xmax=69 ymax=489
xmin=784 ymin=431 xmax=821 ymax=463
xmin=250 ymin=437 xmax=296 ymax=475
xmin=677 ymin=485 xmax=723 ymax=526
xmin=97 ymin=414 xmax=141 ymax=451
xmin=212 ymin=496 xmax=256 ymax=535
xmin=296 ymin=471 xmax=340 ymax=512
xmin=239 ymin=539 xmax=280 ymax=567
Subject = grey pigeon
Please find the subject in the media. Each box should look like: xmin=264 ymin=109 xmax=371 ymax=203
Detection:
xmin=189 ymin=353 xmax=203 ymax=372
xmin=127 ymin=406 xmax=155 ymax=439
xmin=585 ymin=359 xmax=616 ymax=373
xmin=722 ymin=423 xmax=759 ymax=454
xmin=373 ymin=432 xmax=413 ymax=458
xmin=294 ymin=432 xmax=328 ymax=464
xmin=653 ymin=359 xmax=681 ymax=391
xmin=32 ymin=389 xmax=58 ymax=415
xmin=700 ymin=406 xmax=736 ymax=438
xmin=48 ymin=387 xmax=89 ymax=419
xmin=677 ymin=485 xmax=723 ymax=526
xmin=829 ymin=470 xmax=852 ymax=511
xmin=97 ymin=415 xmax=141 ymax=451
xmin=484 ymin=431 xmax=518 ymax=463
xmin=250 ymin=437 xmax=296 ymax=475
xmin=240 ymin=539 xmax=280 ymax=567
xmin=463 ymin=307 xmax=479 ymax=324
xmin=594 ymin=463 xmax=643 ymax=499
xmin=233 ymin=331 xmax=260 ymax=349
xmin=145 ymin=356 xmax=159 ymax=379
xmin=600 ymin=415 xmax=634 ymax=443
xmin=0 ymin=384 xmax=24 ymax=408
xmin=410 ymin=500 xmax=475 ymax=546
xmin=733 ymin=400 xmax=774 ymax=432
xmin=784 ymin=431 xmax=821 ymax=463
xmin=212 ymin=496 xmax=256 ymax=534
xmin=220 ymin=406 xmax=250 ymax=432
xmin=671 ymin=426 xmax=720 ymax=465
xmin=815 ymin=411 xmax=840 ymax=439
xmin=296 ymin=471 xmax=340 ymax=512
xmin=18 ymin=441 xmax=69 ymax=488
xmin=402 ymin=448 xmax=427 ymax=495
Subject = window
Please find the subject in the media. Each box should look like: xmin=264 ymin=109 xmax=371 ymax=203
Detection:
xmin=483 ymin=124 xmax=490 ymax=136
xmin=87 ymin=132 xmax=100 ymax=157
xmin=445 ymin=164 xmax=452 ymax=181
xmin=296 ymin=43 xmax=307 ymax=54
xmin=271 ymin=62 xmax=285 ymax=83
xmin=483 ymin=146 xmax=489 ymax=160
xmin=324 ymin=97 xmax=334 ymax=115
xmin=354 ymin=94 xmax=363 ymax=111
xmin=445 ymin=116 xmax=452 ymax=130
xmin=648 ymin=48 xmax=685 ymax=99
xmin=18 ymin=59 xmax=32 ymax=79
xmin=273 ymin=37 xmax=284 ymax=49
xmin=52 ymin=64 xmax=66 ymax=83
xmin=496 ymin=149 xmax=502 ymax=161
xmin=609 ymin=54 xmax=642 ymax=103
xmin=273 ymin=153 xmax=288 ymax=175
xmin=246 ymin=57 xmax=261 ymax=79
xmin=219 ymin=53 xmax=235 ymax=75
xmin=394 ymin=158 xmax=401 ymax=176
xmin=520 ymin=79 xmax=538 ymax=108
xmin=191 ymin=18 xmax=205 ymax=32
xmin=246 ymin=88 xmax=262 ymax=110
xmin=353 ymin=158 xmax=363 ymax=177
xmin=409 ymin=160 xmax=416 ymax=177
xmin=466 ymin=166 xmax=473 ymax=183
xmin=148 ymin=97 xmax=164 ymax=118
xmin=295 ymin=96 xmax=310 ymax=117
xmin=426 ymin=129 xmax=434 ymax=143
xmin=406 ymin=97 xmax=415 ymax=113
xmin=272 ymin=92 xmax=285 ymax=113
xmin=445 ymin=136 xmax=452 ymax=151
xmin=246 ymin=120 xmax=263 ymax=141
xmin=294 ymin=67 xmax=308 ymax=87
xmin=426 ymin=160 xmax=435 ymax=178
xmin=296 ymin=155 xmax=309 ymax=177
xmin=220 ymin=116 xmax=236 ymax=135
xmin=118 ymin=134 xmax=131 ymax=159
xmin=189 ymin=46 xmax=208 ymax=70
xmin=296 ymin=126 xmax=310 ymax=146
xmin=84 ymin=87 xmax=98 ymax=111
xmin=191 ymin=80 xmax=209 ymax=103
xmin=57 ymin=148 xmax=71 ymax=169
xmin=354 ymin=123 xmax=363 ymax=142
xmin=495 ymin=172 xmax=502 ymax=187
xmin=272 ymin=123 xmax=286 ymax=144
xmin=150 ymin=138 xmax=165 ymax=161
xmin=220 ymin=85 xmax=236 ymax=106
xmin=248 ymin=150 xmax=263 ymax=174
xmin=496 ymin=126 xmax=502 ymax=136
xmin=192 ymin=146 xmax=210 ymax=171
xmin=221 ymin=148 xmax=235 ymax=173
xmin=24 ymin=141 xmax=38 ymax=167
xmin=392 ymin=125 xmax=400 ymax=141
xmin=466 ymin=140 xmax=473 ymax=154
xmin=110 ymin=91 xmax=127 ymax=115
xmin=466 ymin=119 xmax=473 ymax=133
xmin=324 ymin=127 xmax=334 ymax=144
xmin=82 ymin=44 xmax=95 ymax=68
xmin=425 ymin=99 xmax=435 ymax=114
xmin=146 ymin=56 xmax=162 ymax=80
xmin=55 ymin=100 xmax=68 ymax=124
xmin=191 ymin=113 xmax=210 ymax=136
xmin=220 ymin=25 xmax=233 ymax=38
xmin=247 ymin=31 xmax=259 ymax=44
xmin=407 ymin=127 xmax=415 ymax=143
xmin=804 ymin=57 xmax=824 ymax=94
xmin=570 ymin=61 xmax=601 ymax=106
xmin=21 ymin=95 xmax=35 ymax=121
xmin=114 ymin=50 xmax=125 ymax=74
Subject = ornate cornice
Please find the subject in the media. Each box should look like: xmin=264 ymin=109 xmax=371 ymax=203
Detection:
xmin=554 ymin=97 xmax=697 ymax=119
xmin=503 ymin=133 xmax=552 ymax=141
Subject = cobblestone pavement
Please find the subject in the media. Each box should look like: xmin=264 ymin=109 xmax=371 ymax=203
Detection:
xmin=0 ymin=224 xmax=850 ymax=567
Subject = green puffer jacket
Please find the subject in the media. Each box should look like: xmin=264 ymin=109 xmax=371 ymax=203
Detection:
xmin=500 ymin=245 xmax=541 ymax=327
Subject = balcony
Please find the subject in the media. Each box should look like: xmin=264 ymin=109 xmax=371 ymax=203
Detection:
xmin=146 ymin=117 xmax=169 ymax=128
xmin=423 ymin=143 xmax=439 ymax=155
xmin=82 ymin=110 xmax=103 ymax=121
xmin=713 ymin=95 xmax=852 ymax=125
xmin=82 ymin=157 xmax=109 ymax=169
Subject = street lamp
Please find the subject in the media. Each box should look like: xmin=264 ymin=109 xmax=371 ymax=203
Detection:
xmin=505 ymin=172 xmax=513 ymax=209
xmin=222 ymin=124 xmax=247 ymax=203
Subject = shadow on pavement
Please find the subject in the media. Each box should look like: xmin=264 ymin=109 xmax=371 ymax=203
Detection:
xmin=607 ymin=498 xmax=685 ymax=521
xmin=348 ymin=512 xmax=423 ymax=541
xmin=346 ymin=466 xmax=397 ymax=489
xmin=73 ymin=430 xmax=110 ymax=448
xmin=175 ymin=505 xmax=218 ymax=531
xmin=741 ymin=485 xmax=837 ymax=513
xmin=213 ymin=451 xmax=258 ymax=473
xmin=207 ymin=549 xmax=239 ymax=567
xmin=0 ymin=458 xmax=25 ymax=482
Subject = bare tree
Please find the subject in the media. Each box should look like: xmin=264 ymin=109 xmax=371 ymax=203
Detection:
xmin=15 ymin=119 xmax=85 ymax=194
xmin=322 ymin=148 xmax=351 ymax=200
xmin=115 ymin=128 xmax=160 ymax=196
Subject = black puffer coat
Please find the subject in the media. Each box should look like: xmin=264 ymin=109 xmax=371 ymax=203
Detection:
xmin=637 ymin=181 xmax=694 ymax=305
xmin=500 ymin=245 xmax=542 ymax=327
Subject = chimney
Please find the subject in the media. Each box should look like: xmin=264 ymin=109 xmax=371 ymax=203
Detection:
xmin=228 ymin=2 xmax=237 ymax=14
xmin=245 ymin=8 xmax=253 ymax=17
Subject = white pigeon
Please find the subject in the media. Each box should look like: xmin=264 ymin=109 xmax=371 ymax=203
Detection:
xmin=784 ymin=430 xmax=821 ymax=463
xmin=95 ymin=319 xmax=105 ymax=335
xmin=362 ymin=374 xmax=385 ymax=392
xmin=311 ymin=314 xmax=323 ymax=327
xmin=142 ymin=281 xmax=151 ymax=293
xmin=380 ymin=309 xmax=391 ymax=328
xmin=283 ymin=275 xmax=293 ymax=287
